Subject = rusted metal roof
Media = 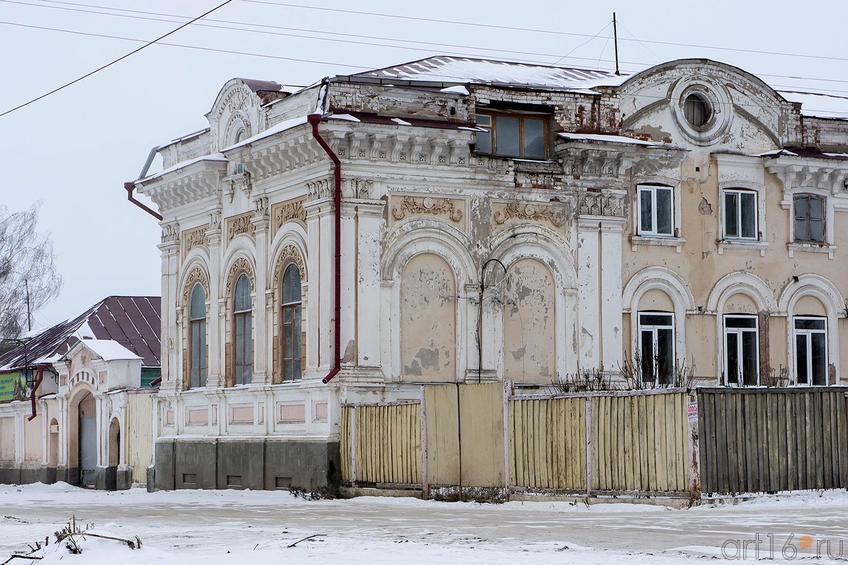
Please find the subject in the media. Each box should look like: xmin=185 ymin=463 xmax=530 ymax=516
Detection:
xmin=342 ymin=55 xmax=615 ymax=90
xmin=0 ymin=296 xmax=161 ymax=372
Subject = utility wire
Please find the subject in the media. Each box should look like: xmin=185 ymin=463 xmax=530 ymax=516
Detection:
xmin=244 ymin=0 xmax=848 ymax=65
xmin=0 ymin=0 xmax=234 ymax=118
xmin=4 ymin=18 xmax=847 ymax=117
xmin=7 ymin=0 xmax=848 ymax=90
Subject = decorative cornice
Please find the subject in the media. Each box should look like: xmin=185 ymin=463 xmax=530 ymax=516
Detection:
xmin=272 ymin=243 xmax=307 ymax=288
xmin=577 ymin=192 xmax=627 ymax=218
xmin=494 ymin=201 xmax=566 ymax=228
xmin=271 ymin=198 xmax=306 ymax=235
xmin=181 ymin=265 xmax=210 ymax=305
xmin=226 ymin=212 xmax=256 ymax=241
xmin=765 ymin=158 xmax=848 ymax=196
xmin=391 ymin=195 xmax=464 ymax=224
xmin=161 ymin=221 xmax=180 ymax=244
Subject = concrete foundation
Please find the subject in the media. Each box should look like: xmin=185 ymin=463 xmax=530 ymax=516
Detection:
xmin=152 ymin=438 xmax=340 ymax=492
xmin=0 ymin=466 xmax=58 ymax=486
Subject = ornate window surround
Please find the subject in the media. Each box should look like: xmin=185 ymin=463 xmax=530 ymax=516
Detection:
xmin=180 ymin=263 xmax=210 ymax=391
xmin=271 ymin=242 xmax=307 ymax=384
xmin=223 ymin=255 xmax=255 ymax=388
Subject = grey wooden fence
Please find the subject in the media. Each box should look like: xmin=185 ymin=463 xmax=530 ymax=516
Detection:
xmin=697 ymin=388 xmax=848 ymax=494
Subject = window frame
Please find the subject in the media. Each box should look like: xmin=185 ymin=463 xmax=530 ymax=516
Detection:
xmin=723 ymin=314 xmax=760 ymax=387
xmin=637 ymin=311 xmax=676 ymax=386
xmin=232 ymin=274 xmax=253 ymax=386
xmin=722 ymin=188 xmax=759 ymax=241
xmin=280 ymin=264 xmax=303 ymax=382
xmin=792 ymin=193 xmax=827 ymax=244
xmin=636 ymin=184 xmax=675 ymax=237
xmin=188 ymin=283 xmax=207 ymax=389
xmin=792 ymin=316 xmax=828 ymax=386
xmin=474 ymin=110 xmax=550 ymax=160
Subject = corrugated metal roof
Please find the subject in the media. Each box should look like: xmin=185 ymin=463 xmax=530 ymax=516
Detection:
xmin=344 ymin=55 xmax=615 ymax=90
xmin=0 ymin=296 xmax=161 ymax=371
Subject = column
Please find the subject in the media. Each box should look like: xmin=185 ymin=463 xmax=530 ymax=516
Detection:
xmin=252 ymin=198 xmax=270 ymax=384
xmin=304 ymin=197 xmax=333 ymax=373
xmin=158 ymin=225 xmax=180 ymax=394
xmin=577 ymin=217 xmax=601 ymax=371
xmin=207 ymin=215 xmax=223 ymax=388
xmin=354 ymin=200 xmax=386 ymax=373
xmin=600 ymin=219 xmax=625 ymax=371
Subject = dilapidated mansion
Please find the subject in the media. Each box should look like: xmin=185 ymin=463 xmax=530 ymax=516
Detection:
xmin=130 ymin=56 xmax=848 ymax=490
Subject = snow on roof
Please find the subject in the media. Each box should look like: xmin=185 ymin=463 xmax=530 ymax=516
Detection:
xmin=558 ymin=132 xmax=672 ymax=147
xmin=347 ymin=56 xmax=616 ymax=90
xmin=77 ymin=339 xmax=142 ymax=362
xmin=778 ymin=91 xmax=848 ymax=120
xmin=137 ymin=153 xmax=227 ymax=183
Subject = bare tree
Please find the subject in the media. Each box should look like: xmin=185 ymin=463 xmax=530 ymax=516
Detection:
xmin=0 ymin=205 xmax=61 ymax=338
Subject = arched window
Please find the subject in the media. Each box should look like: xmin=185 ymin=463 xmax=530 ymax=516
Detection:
xmin=281 ymin=265 xmax=302 ymax=381
xmin=189 ymin=283 xmax=207 ymax=388
xmin=233 ymin=274 xmax=253 ymax=385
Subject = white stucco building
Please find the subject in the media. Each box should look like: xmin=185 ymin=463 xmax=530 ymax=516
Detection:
xmin=129 ymin=57 xmax=848 ymax=491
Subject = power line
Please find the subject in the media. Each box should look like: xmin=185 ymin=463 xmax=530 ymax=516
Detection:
xmin=3 ymin=19 xmax=848 ymax=117
xmin=0 ymin=0 xmax=235 ymax=118
xmin=6 ymin=0 xmax=848 ymax=89
xmin=244 ymin=0 xmax=848 ymax=65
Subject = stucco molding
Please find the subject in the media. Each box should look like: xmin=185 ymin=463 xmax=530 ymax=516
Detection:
xmin=180 ymin=262 xmax=211 ymax=307
xmin=490 ymin=228 xmax=576 ymax=289
xmin=381 ymin=218 xmax=476 ymax=284
xmin=224 ymin=256 xmax=256 ymax=297
xmin=705 ymin=271 xmax=777 ymax=314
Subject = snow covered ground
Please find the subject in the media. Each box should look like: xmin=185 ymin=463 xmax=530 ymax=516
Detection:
xmin=1 ymin=483 xmax=847 ymax=564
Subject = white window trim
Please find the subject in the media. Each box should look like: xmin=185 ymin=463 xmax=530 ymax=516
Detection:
xmin=792 ymin=316 xmax=828 ymax=386
xmin=716 ymin=176 xmax=768 ymax=256
xmin=631 ymin=183 xmax=685 ymax=253
xmin=637 ymin=311 xmax=675 ymax=384
xmin=723 ymin=314 xmax=760 ymax=387
xmin=781 ymin=188 xmax=837 ymax=259
xmin=721 ymin=188 xmax=759 ymax=241
xmin=636 ymin=184 xmax=675 ymax=237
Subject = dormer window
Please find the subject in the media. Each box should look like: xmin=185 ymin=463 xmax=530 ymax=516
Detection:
xmin=474 ymin=111 xmax=548 ymax=159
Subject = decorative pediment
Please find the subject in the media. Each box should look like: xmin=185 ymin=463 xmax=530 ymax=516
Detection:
xmin=271 ymin=198 xmax=306 ymax=235
xmin=272 ymin=243 xmax=307 ymax=287
xmin=182 ymin=225 xmax=209 ymax=256
xmin=181 ymin=265 xmax=210 ymax=305
xmin=207 ymin=78 xmax=279 ymax=150
xmin=390 ymin=195 xmax=465 ymax=225
xmin=225 ymin=256 xmax=255 ymax=295
xmin=226 ymin=212 xmax=256 ymax=241
xmin=765 ymin=157 xmax=848 ymax=198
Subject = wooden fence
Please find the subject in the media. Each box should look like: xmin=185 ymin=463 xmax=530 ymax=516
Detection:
xmin=698 ymin=388 xmax=848 ymax=494
xmin=509 ymin=391 xmax=692 ymax=495
xmin=339 ymin=402 xmax=422 ymax=486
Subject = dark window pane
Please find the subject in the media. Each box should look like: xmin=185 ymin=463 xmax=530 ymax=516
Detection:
xmin=811 ymin=333 xmax=827 ymax=386
xmin=523 ymin=118 xmax=545 ymax=159
xmin=726 ymin=316 xmax=756 ymax=329
xmin=639 ymin=190 xmax=652 ymax=233
xmin=199 ymin=321 xmax=206 ymax=386
xmin=657 ymin=328 xmax=674 ymax=385
xmin=191 ymin=323 xmax=200 ymax=387
xmin=284 ymin=360 xmax=292 ymax=380
xmin=741 ymin=192 xmax=756 ymax=238
xmin=640 ymin=330 xmax=654 ymax=382
xmin=742 ymin=331 xmax=758 ymax=386
xmin=245 ymin=313 xmax=252 ymax=382
xmin=794 ymin=195 xmax=809 ymax=220
xmin=726 ymin=332 xmax=739 ymax=384
xmin=475 ymin=115 xmax=492 ymax=154
xmin=810 ymin=219 xmax=824 ymax=242
xmin=234 ymin=274 xmax=251 ymax=312
xmin=190 ymin=284 xmax=206 ymax=319
xmin=496 ymin=116 xmax=520 ymax=157
xmin=656 ymin=189 xmax=672 ymax=235
xmin=795 ymin=334 xmax=808 ymax=385
xmin=640 ymin=314 xmax=673 ymax=327
xmin=795 ymin=318 xmax=826 ymax=330
xmin=809 ymin=196 xmax=824 ymax=220
xmin=724 ymin=192 xmax=738 ymax=237
xmin=283 ymin=265 xmax=301 ymax=305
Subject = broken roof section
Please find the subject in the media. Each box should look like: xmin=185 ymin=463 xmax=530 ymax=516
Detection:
xmin=341 ymin=55 xmax=617 ymax=90
xmin=0 ymin=296 xmax=161 ymax=372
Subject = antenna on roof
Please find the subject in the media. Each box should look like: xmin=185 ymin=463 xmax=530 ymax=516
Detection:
xmin=613 ymin=12 xmax=620 ymax=76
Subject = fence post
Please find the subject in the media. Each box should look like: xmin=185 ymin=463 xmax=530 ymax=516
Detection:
xmin=350 ymin=405 xmax=357 ymax=485
xmin=502 ymin=380 xmax=511 ymax=500
xmin=687 ymin=391 xmax=701 ymax=502
xmin=585 ymin=398 xmax=593 ymax=496
xmin=420 ymin=386 xmax=429 ymax=499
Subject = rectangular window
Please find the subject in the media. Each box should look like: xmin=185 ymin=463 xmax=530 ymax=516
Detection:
xmin=793 ymin=194 xmax=826 ymax=243
xmin=474 ymin=111 xmax=548 ymax=159
xmin=637 ymin=185 xmax=674 ymax=236
xmin=190 ymin=320 xmax=206 ymax=388
xmin=724 ymin=315 xmax=759 ymax=386
xmin=638 ymin=312 xmax=675 ymax=385
xmin=723 ymin=189 xmax=758 ymax=239
xmin=793 ymin=317 xmax=827 ymax=386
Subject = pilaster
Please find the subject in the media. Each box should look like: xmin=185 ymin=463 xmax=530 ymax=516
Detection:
xmin=252 ymin=196 xmax=270 ymax=384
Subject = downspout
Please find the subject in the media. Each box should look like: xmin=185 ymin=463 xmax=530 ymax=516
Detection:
xmin=27 ymin=366 xmax=43 ymax=421
xmin=308 ymin=81 xmax=342 ymax=384
xmin=124 ymin=144 xmax=163 ymax=220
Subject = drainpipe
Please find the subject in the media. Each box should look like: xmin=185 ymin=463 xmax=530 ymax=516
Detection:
xmin=27 ymin=366 xmax=44 ymax=421
xmin=308 ymin=105 xmax=342 ymax=384
xmin=124 ymin=182 xmax=163 ymax=221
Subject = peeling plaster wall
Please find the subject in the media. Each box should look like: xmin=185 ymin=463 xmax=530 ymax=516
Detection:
xmin=503 ymin=259 xmax=556 ymax=383
xmin=400 ymin=253 xmax=456 ymax=381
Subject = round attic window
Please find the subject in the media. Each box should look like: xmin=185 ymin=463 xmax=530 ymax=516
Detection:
xmin=683 ymin=93 xmax=712 ymax=128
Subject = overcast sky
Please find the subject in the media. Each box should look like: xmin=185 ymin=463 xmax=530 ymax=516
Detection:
xmin=2 ymin=0 xmax=846 ymax=328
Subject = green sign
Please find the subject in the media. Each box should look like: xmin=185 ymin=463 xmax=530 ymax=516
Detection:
xmin=0 ymin=372 xmax=27 ymax=403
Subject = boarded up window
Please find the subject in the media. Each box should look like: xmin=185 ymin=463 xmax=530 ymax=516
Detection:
xmin=400 ymin=254 xmax=456 ymax=381
xmin=503 ymin=259 xmax=555 ymax=383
